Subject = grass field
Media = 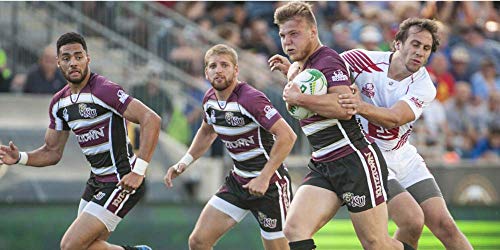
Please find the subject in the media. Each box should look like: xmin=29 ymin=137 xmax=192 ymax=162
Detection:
xmin=316 ymin=220 xmax=500 ymax=249
xmin=1 ymin=204 xmax=499 ymax=249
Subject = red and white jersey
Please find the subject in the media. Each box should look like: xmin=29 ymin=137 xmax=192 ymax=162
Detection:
xmin=340 ymin=49 xmax=436 ymax=151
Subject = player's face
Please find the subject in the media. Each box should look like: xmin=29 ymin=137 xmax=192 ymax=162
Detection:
xmin=205 ymin=54 xmax=238 ymax=91
xmin=279 ymin=17 xmax=316 ymax=62
xmin=397 ymin=26 xmax=433 ymax=73
xmin=57 ymin=43 xmax=90 ymax=85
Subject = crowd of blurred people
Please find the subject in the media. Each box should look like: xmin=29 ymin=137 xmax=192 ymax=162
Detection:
xmin=0 ymin=1 xmax=498 ymax=164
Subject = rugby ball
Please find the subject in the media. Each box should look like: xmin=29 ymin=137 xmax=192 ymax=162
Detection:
xmin=286 ymin=68 xmax=328 ymax=120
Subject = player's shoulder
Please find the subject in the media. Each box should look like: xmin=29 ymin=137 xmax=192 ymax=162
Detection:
xmin=236 ymin=82 xmax=267 ymax=101
xmin=49 ymin=84 xmax=70 ymax=108
xmin=341 ymin=49 xmax=389 ymax=63
xmin=313 ymin=46 xmax=343 ymax=63
xmin=411 ymin=68 xmax=436 ymax=100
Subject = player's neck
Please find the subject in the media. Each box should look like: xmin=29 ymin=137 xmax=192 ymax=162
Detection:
xmin=215 ymin=80 xmax=238 ymax=101
xmin=299 ymin=40 xmax=322 ymax=65
xmin=388 ymin=52 xmax=412 ymax=81
xmin=68 ymin=72 xmax=91 ymax=94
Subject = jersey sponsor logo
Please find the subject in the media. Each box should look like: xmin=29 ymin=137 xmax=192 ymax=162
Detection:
xmin=112 ymin=190 xmax=129 ymax=207
xmin=225 ymin=112 xmax=245 ymax=126
xmin=365 ymin=151 xmax=383 ymax=198
xmin=410 ymin=97 xmax=424 ymax=108
xmin=342 ymin=192 xmax=366 ymax=208
xmin=264 ymin=105 xmax=278 ymax=120
xmin=77 ymin=126 xmax=106 ymax=143
xmin=221 ymin=135 xmax=255 ymax=149
xmin=117 ymin=90 xmax=129 ymax=104
xmin=361 ymin=83 xmax=375 ymax=98
xmin=94 ymin=191 xmax=106 ymax=200
xmin=331 ymin=69 xmax=348 ymax=82
xmin=62 ymin=108 xmax=69 ymax=121
xmin=78 ymin=103 xmax=98 ymax=119
xmin=257 ymin=211 xmax=277 ymax=229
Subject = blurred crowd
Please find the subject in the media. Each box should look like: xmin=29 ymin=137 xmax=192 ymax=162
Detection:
xmin=0 ymin=1 xmax=498 ymax=164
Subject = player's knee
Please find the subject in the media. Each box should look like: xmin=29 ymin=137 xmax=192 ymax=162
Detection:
xmin=435 ymin=216 xmax=460 ymax=239
xmin=283 ymin=221 xmax=303 ymax=241
xmin=188 ymin=232 xmax=211 ymax=250
xmin=402 ymin=213 xmax=424 ymax=237
xmin=60 ymin=237 xmax=81 ymax=250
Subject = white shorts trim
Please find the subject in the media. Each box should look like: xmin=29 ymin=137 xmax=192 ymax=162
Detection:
xmin=261 ymin=229 xmax=285 ymax=240
xmin=207 ymin=195 xmax=249 ymax=222
xmin=82 ymin=201 xmax=122 ymax=232
xmin=78 ymin=199 xmax=88 ymax=216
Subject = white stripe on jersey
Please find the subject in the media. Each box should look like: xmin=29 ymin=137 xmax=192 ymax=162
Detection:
xmin=91 ymin=165 xmax=117 ymax=175
xmin=57 ymin=94 xmax=124 ymax=116
xmin=233 ymin=167 xmax=261 ymax=178
xmin=212 ymin=122 xmax=259 ymax=136
xmin=312 ymin=138 xmax=349 ymax=158
xmin=82 ymin=142 xmax=111 ymax=155
xmin=301 ymin=119 xmax=338 ymax=136
xmin=227 ymin=147 xmax=266 ymax=162
xmin=204 ymin=100 xmax=241 ymax=112
xmin=68 ymin=112 xmax=113 ymax=130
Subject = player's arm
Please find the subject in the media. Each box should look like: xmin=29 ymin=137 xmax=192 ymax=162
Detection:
xmin=0 ymin=129 xmax=69 ymax=167
xmin=242 ymin=118 xmax=296 ymax=196
xmin=119 ymin=98 xmax=161 ymax=191
xmin=123 ymin=99 xmax=161 ymax=162
xmin=338 ymin=86 xmax=415 ymax=129
xmin=164 ymin=120 xmax=218 ymax=188
xmin=284 ymin=84 xmax=354 ymax=120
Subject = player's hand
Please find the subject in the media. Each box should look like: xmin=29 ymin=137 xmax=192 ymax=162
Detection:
xmin=287 ymin=62 xmax=301 ymax=82
xmin=268 ymin=54 xmax=291 ymax=77
xmin=283 ymin=82 xmax=302 ymax=106
xmin=338 ymin=84 xmax=362 ymax=115
xmin=0 ymin=141 xmax=20 ymax=165
xmin=242 ymin=175 xmax=269 ymax=197
xmin=164 ymin=163 xmax=187 ymax=188
xmin=117 ymin=172 xmax=144 ymax=192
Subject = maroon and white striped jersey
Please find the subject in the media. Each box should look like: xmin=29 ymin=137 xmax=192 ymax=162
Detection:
xmin=340 ymin=49 xmax=436 ymax=151
xmin=202 ymin=82 xmax=283 ymax=178
xmin=299 ymin=46 xmax=374 ymax=162
xmin=48 ymin=73 xmax=135 ymax=178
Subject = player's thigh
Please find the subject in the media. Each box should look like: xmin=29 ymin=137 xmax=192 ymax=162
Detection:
xmin=420 ymin=196 xmax=455 ymax=226
xmin=191 ymin=200 xmax=240 ymax=243
xmin=285 ymin=185 xmax=341 ymax=236
xmin=262 ymin=237 xmax=289 ymax=250
xmin=61 ymin=212 xmax=109 ymax=248
xmin=350 ymin=202 xmax=391 ymax=241
xmin=388 ymin=190 xmax=424 ymax=225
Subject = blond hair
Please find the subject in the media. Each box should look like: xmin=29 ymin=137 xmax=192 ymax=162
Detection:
xmin=273 ymin=1 xmax=317 ymax=27
xmin=204 ymin=44 xmax=238 ymax=68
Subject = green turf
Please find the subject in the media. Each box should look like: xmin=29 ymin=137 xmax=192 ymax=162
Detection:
xmin=315 ymin=220 xmax=500 ymax=250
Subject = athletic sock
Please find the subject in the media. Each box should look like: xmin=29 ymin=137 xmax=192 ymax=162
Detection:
xmin=289 ymin=239 xmax=316 ymax=250
xmin=402 ymin=242 xmax=415 ymax=250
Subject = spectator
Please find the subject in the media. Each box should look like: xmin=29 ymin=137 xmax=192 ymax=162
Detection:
xmin=427 ymin=52 xmax=456 ymax=102
xmin=449 ymin=46 xmax=471 ymax=82
xmin=455 ymin=25 xmax=500 ymax=77
xmin=0 ymin=47 xmax=12 ymax=92
xmin=470 ymin=58 xmax=500 ymax=101
xmin=470 ymin=123 xmax=500 ymax=162
xmin=23 ymin=46 xmax=66 ymax=94
xmin=131 ymin=71 xmax=173 ymax=129
xmin=359 ymin=25 xmax=383 ymax=51
xmin=445 ymin=82 xmax=488 ymax=158
xmin=330 ymin=21 xmax=359 ymax=53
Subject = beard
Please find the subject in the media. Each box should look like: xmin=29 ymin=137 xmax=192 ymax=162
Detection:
xmin=210 ymin=75 xmax=234 ymax=91
xmin=63 ymin=66 xmax=89 ymax=84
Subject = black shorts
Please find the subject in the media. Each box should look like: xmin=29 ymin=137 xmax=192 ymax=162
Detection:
xmin=214 ymin=167 xmax=292 ymax=233
xmin=81 ymin=173 xmax=146 ymax=218
xmin=302 ymin=144 xmax=388 ymax=213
